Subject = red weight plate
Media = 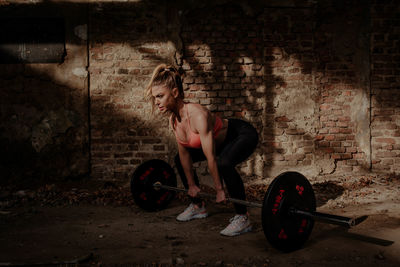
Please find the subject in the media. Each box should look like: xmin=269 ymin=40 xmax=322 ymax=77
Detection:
xmin=262 ymin=172 xmax=316 ymax=252
xmin=131 ymin=159 xmax=177 ymax=211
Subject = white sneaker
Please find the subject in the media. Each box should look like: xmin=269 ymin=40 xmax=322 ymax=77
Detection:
xmin=176 ymin=203 xmax=208 ymax=222
xmin=220 ymin=214 xmax=252 ymax=236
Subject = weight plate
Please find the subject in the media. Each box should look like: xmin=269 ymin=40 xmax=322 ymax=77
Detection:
xmin=262 ymin=172 xmax=316 ymax=252
xmin=131 ymin=159 xmax=177 ymax=211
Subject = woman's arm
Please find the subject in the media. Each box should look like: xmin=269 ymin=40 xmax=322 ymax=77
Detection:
xmin=177 ymin=142 xmax=201 ymax=197
xmin=171 ymin=114 xmax=201 ymax=197
xmin=192 ymin=111 xmax=226 ymax=203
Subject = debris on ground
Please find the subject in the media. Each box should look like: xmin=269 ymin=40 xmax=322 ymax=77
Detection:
xmin=0 ymin=182 xmax=134 ymax=209
xmin=0 ymin=174 xmax=399 ymax=210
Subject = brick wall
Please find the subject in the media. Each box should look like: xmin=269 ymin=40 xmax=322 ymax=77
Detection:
xmin=313 ymin=0 xmax=371 ymax=176
xmin=87 ymin=0 xmax=398 ymax=184
xmin=371 ymin=0 xmax=400 ymax=172
xmin=180 ymin=5 xmax=318 ymax=180
xmin=179 ymin=5 xmax=266 ymax=181
xmin=89 ymin=2 xmax=174 ymax=181
xmin=260 ymin=6 xmax=317 ymax=179
xmin=2 ymin=0 xmax=400 ymax=186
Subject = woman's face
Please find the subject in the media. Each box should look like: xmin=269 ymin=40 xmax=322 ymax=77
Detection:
xmin=151 ymin=85 xmax=177 ymax=113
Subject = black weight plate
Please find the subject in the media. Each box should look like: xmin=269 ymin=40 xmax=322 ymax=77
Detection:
xmin=131 ymin=159 xmax=177 ymax=211
xmin=262 ymin=172 xmax=316 ymax=252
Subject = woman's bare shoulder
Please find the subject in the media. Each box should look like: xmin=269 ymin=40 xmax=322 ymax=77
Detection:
xmin=187 ymin=103 xmax=213 ymax=132
xmin=187 ymin=102 xmax=209 ymax=118
xmin=187 ymin=102 xmax=209 ymax=113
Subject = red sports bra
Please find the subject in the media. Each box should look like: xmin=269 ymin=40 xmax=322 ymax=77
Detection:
xmin=173 ymin=107 xmax=223 ymax=149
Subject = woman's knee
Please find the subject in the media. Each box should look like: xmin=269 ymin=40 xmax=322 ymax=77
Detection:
xmin=217 ymin=158 xmax=241 ymax=182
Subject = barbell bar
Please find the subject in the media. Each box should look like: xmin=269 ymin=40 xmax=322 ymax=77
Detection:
xmin=153 ymin=182 xmax=263 ymax=208
xmin=130 ymin=159 xmax=368 ymax=252
xmin=288 ymin=208 xmax=364 ymax=227
xmin=153 ymin=182 xmax=358 ymax=227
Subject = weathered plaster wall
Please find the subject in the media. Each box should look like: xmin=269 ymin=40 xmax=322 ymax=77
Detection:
xmin=0 ymin=2 xmax=89 ymax=185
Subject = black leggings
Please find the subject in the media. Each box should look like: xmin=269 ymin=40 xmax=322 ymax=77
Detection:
xmin=174 ymin=119 xmax=258 ymax=214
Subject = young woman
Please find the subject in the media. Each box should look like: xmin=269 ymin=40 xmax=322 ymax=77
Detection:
xmin=145 ymin=64 xmax=258 ymax=236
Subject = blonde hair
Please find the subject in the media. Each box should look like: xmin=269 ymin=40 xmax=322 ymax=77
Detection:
xmin=145 ymin=64 xmax=184 ymax=112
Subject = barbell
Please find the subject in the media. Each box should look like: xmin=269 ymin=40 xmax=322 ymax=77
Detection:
xmin=130 ymin=159 xmax=368 ymax=252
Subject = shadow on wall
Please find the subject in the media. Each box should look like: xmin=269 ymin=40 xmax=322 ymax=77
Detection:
xmin=177 ymin=4 xmax=323 ymax=182
xmin=179 ymin=5 xmax=280 ymax=182
xmin=87 ymin=1 xmax=298 ymax=182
